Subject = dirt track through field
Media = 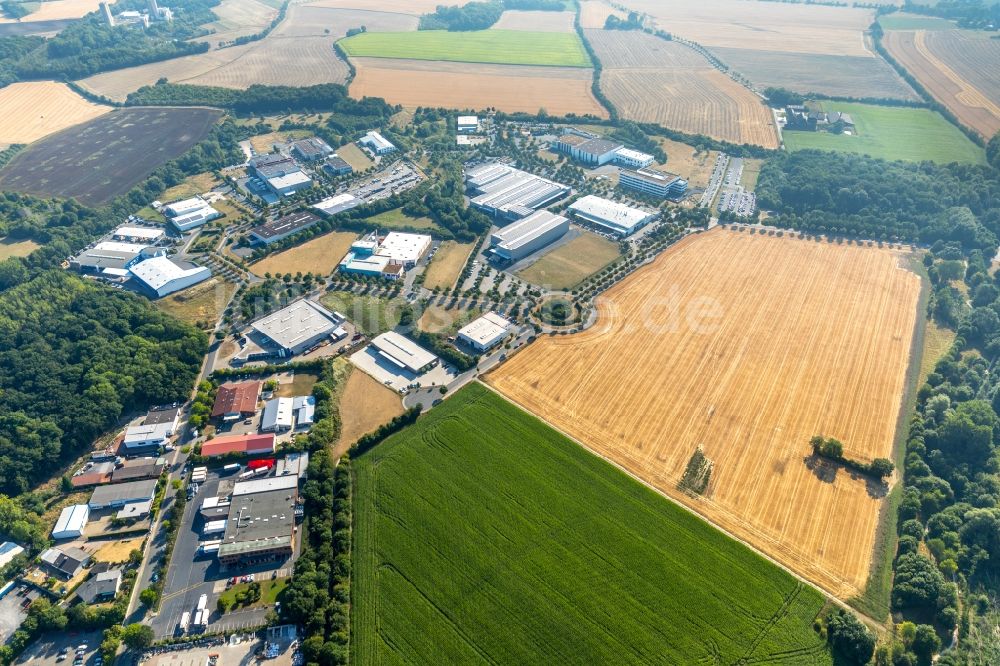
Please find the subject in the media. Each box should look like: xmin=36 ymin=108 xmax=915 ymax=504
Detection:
xmin=487 ymin=229 xmax=922 ymax=600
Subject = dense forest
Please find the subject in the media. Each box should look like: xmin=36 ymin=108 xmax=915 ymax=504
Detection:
xmin=900 ymin=0 xmax=1000 ymax=30
xmin=756 ymin=150 xmax=1000 ymax=252
xmin=419 ymin=0 xmax=564 ymax=30
xmin=0 ymin=271 xmax=206 ymax=494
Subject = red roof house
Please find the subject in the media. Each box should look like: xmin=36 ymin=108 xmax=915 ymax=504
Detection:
xmin=200 ymin=433 xmax=275 ymax=458
xmin=211 ymin=381 xmax=262 ymax=421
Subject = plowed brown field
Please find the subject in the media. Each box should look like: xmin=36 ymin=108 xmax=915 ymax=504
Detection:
xmin=350 ymin=57 xmax=607 ymax=117
xmin=884 ymin=30 xmax=1000 ymax=138
xmin=487 ymin=229 xmax=922 ymax=600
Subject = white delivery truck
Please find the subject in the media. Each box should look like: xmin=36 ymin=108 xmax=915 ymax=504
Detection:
xmin=197 ymin=594 xmax=208 ymax=611
xmin=177 ymin=611 xmax=190 ymax=635
xmin=223 ymin=463 xmax=241 ymax=474
xmin=198 ymin=540 xmax=222 ymax=555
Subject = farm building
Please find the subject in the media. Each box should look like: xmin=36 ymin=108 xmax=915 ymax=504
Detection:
xmin=457 ymin=116 xmax=479 ymax=134
xmin=613 ymin=148 xmax=655 ymax=170
xmin=51 ymin=504 xmax=90 ymax=540
xmin=77 ymin=569 xmax=122 ymax=604
xmin=212 ymin=381 xmax=262 ymax=421
xmin=489 ymin=210 xmax=570 ymax=262
xmin=89 ymin=479 xmax=157 ymax=511
xmin=200 ymin=433 xmax=276 ymax=458
xmin=291 ymin=137 xmax=334 ymax=162
xmin=248 ymin=154 xmax=313 ymax=197
xmin=458 ymin=312 xmax=513 ymax=351
xmin=568 ymin=195 xmax=656 ymax=236
xmin=144 ymin=405 xmax=181 ymax=435
xmin=250 ymin=299 xmax=346 ymax=356
xmin=40 ymin=546 xmax=90 ymax=580
xmin=121 ymin=421 xmax=172 ymax=456
xmin=250 ymin=211 xmax=322 ymax=245
xmin=162 ymin=197 xmax=221 ymax=232
xmin=129 ymin=255 xmax=211 ymax=297
xmin=466 ymin=163 xmax=570 ymax=223
xmin=112 ymin=226 xmax=164 ymax=243
xmin=618 ymin=168 xmax=689 ymax=200
xmin=70 ymin=461 xmax=115 ymax=488
xmin=70 ymin=241 xmax=159 ymax=274
xmin=322 ymin=156 xmax=353 ymax=177
xmin=358 ymin=130 xmax=396 ymax=155
xmin=552 ymin=131 xmax=624 ymax=166
xmin=312 ymin=193 xmax=361 ymax=216
xmin=370 ymin=332 xmax=439 ymax=375
xmin=0 ymin=542 xmax=23 ymax=569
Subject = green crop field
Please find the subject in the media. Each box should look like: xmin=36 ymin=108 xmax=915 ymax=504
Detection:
xmin=338 ymin=30 xmax=590 ymax=67
xmin=878 ymin=13 xmax=956 ymax=30
xmin=352 ymin=383 xmax=833 ymax=664
xmin=783 ymin=102 xmax=985 ymax=164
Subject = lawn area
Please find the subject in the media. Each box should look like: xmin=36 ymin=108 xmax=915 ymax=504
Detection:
xmin=352 ymin=383 xmax=832 ymax=664
xmin=275 ymin=372 xmax=319 ymax=398
xmin=740 ymin=158 xmax=764 ymax=189
xmin=251 ymin=231 xmax=358 ymax=277
xmin=919 ymin=319 xmax=958 ymax=387
xmin=339 ymin=29 xmax=591 ymax=67
xmin=336 ymin=142 xmax=374 ymax=171
xmin=320 ymin=291 xmax=403 ymax=336
xmin=155 ymin=278 xmax=237 ymax=328
xmin=365 ymin=207 xmax=439 ymax=232
xmin=0 ymin=237 xmax=39 ymax=260
xmin=219 ymin=577 xmax=289 ymax=611
xmin=423 ymin=240 xmax=475 ymax=290
xmin=93 ymin=537 xmax=144 ymax=564
xmin=516 ymin=229 xmax=619 ymax=290
xmin=417 ymin=304 xmax=480 ymax=334
xmin=783 ymin=102 xmax=985 ymax=164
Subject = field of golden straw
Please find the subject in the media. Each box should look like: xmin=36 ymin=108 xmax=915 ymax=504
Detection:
xmin=487 ymin=229 xmax=922 ymax=599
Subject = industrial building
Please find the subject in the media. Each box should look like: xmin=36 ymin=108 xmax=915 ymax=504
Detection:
xmin=457 ymin=116 xmax=479 ymax=134
xmin=112 ymin=226 xmax=164 ymax=243
xmin=322 ymin=155 xmax=353 ymax=177
xmin=71 ymin=241 xmax=159 ymax=274
xmin=339 ymin=252 xmax=402 ymax=280
xmin=111 ymin=457 xmax=166 ymax=483
xmin=552 ymin=132 xmax=624 ymax=166
xmin=89 ymin=479 xmax=157 ymax=510
xmin=248 ymin=154 xmax=313 ymax=197
xmin=337 ymin=232 xmax=428 ymax=279
xmin=129 ymin=255 xmax=211 ymax=298
xmin=217 ymin=487 xmax=297 ymax=566
xmin=466 ymin=163 xmax=570 ymax=223
xmin=568 ymin=195 xmax=656 ymax=236
xmin=376 ymin=232 xmax=432 ymax=267
xmin=250 ymin=211 xmax=322 ymax=245
xmin=200 ymin=433 xmax=275 ymax=458
xmin=40 ymin=546 xmax=90 ymax=580
xmin=489 ymin=210 xmax=570 ymax=262
xmin=312 ymin=193 xmax=361 ymax=217
xmin=276 ymin=452 xmax=310 ymax=479
xmin=144 ymin=405 xmax=181 ymax=435
xmin=250 ymin=299 xmax=346 ymax=356
xmin=71 ymin=461 xmax=114 ymax=488
xmin=162 ymin=197 xmax=221 ymax=232
xmin=121 ymin=421 xmax=172 ymax=456
xmin=291 ymin=137 xmax=334 ymax=162
xmin=619 ymin=168 xmax=689 ymax=200
xmin=358 ymin=130 xmax=396 ymax=155
xmin=52 ymin=504 xmax=90 ymax=540
xmin=261 ymin=395 xmax=315 ymax=432
xmin=613 ymin=148 xmax=655 ymax=169
xmin=457 ymin=312 xmax=513 ymax=351
xmin=0 ymin=542 xmax=24 ymax=569
xmin=212 ymin=381 xmax=261 ymax=421
xmin=370 ymin=332 xmax=439 ymax=374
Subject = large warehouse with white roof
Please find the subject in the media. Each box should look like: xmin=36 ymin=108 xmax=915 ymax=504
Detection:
xmin=370 ymin=332 xmax=438 ymax=375
xmin=130 ymin=255 xmax=211 ymax=297
xmin=489 ymin=210 xmax=569 ymax=262
xmin=466 ymin=163 xmax=570 ymax=223
xmin=568 ymin=195 xmax=656 ymax=236
xmin=251 ymin=299 xmax=346 ymax=356
xmin=458 ymin=312 xmax=513 ymax=351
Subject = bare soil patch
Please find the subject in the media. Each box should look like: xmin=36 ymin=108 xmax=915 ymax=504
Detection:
xmin=487 ymin=229 xmax=922 ymax=600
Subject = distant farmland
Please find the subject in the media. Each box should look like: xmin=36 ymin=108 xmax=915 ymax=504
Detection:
xmin=339 ymin=29 xmax=591 ymax=67
xmin=711 ymin=48 xmax=917 ymax=101
xmin=0 ymin=108 xmax=221 ymax=205
xmin=0 ymin=82 xmax=110 ymax=146
xmin=783 ymin=102 xmax=985 ymax=165
xmin=353 ymin=383 xmax=832 ymax=664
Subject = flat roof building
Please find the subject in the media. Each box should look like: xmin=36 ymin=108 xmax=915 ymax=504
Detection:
xmin=358 ymin=130 xmax=395 ymax=155
xmin=129 ymin=255 xmax=211 ymax=298
xmin=144 ymin=405 xmax=181 ymax=435
xmin=322 ymin=155 xmax=353 ymax=177
xmin=312 ymin=193 xmax=361 ymax=217
xmin=339 ymin=253 xmax=401 ymax=280
xmin=376 ymin=232 xmax=431 ymax=267
xmin=290 ymin=137 xmax=334 ymax=162
xmin=248 ymin=155 xmax=312 ymax=197
xmin=275 ymin=451 xmax=310 ymax=479
xmin=552 ymin=132 xmax=623 ymax=166
xmin=212 ymin=381 xmax=261 ymax=421
xmin=568 ymin=195 xmax=656 ymax=236
xmin=370 ymin=331 xmax=439 ymax=375
xmin=613 ymin=147 xmax=655 ymax=169
xmin=619 ymin=167 xmax=689 ymax=200
xmin=457 ymin=115 xmax=479 ymax=133
xmin=250 ymin=211 xmax=322 ymax=245
xmin=250 ymin=299 xmax=345 ymax=356
xmin=121 ymin=421 xmax=173 ymax=455
xmin=52 ymin=504 xmax=90 ymax=540
xmin=71 ymin=241 xmax=158 ymax=273
xmin=232 ymin=473 xmax=298 ymax=497
xmin=112 ymin=226 xmax=164 ymax=243
xmin=217 ymin=488 xmax=296 ymax=566
xmin=200 ymin=433 xmax=275 ymax=458
xmin=261 ymin=397 xmax=294 ymax=433
xmin=489 ymin=209 xmax=570 ymax=262
xmin=457 ymin=312 xmax=513 ymax=351
xmin=466 ymin=163 xmax=570 ymax=223
xmin=0 ymin=541 xmax=24 ymax=569
xmin=163 ymin=197 xmax=221 ymax=232
xmin=89 ymin=479 xmax=157 ymax=510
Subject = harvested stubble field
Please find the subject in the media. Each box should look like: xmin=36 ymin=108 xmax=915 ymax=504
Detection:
xmin=884 ymin=29 xmax=1000 ymax=138
xmin=339 ymin=29 xmax=590 ymax=67
xmin=0 ymin=81 xmax=110 ymax=146
xmin=350 ymin=57 xmax=607 ymax=118
xmin=0 ymin=0 xmax=102 ymax=23
xmin=417 ymin=304 xmax=479 ymax=334
xmin=304 ymin=0 xmax=469 ymax=14
xmin=579 ymin=0 xmax=624 ymax=29
xmin=516 ymin=229 xmax=620 ymax=290
xmin=196 ymin=0 xmax=276 ymax=48
xmin=250 ymin=231 xmax=357 ymax=277
xmin=493 ymin=9 xmax=574 ymax=32
xmin=353 ymin=383 xmax=832 ymax=664
xmin=487 ymin=229 xmax=923 ymax=600
xmin=586 ymin=30 xmax=778 ymax=147
xmin=422 ymin=240 xmax=474 ymax=290
xmin=618 ymin=0 xmax=875 ymax=57
xmin=0 ymin=107 xmax=221 ymax=205
xmin=711 ymin=47 xmax=917 ymax=101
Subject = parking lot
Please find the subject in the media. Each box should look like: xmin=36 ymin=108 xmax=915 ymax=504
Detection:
xmin=0 ymin=585 xmax=41 ymax=644
xmin=346 ymin=162 xmax=422 ymax=203
xmin=14 ymin=629 xmax=103 ymax=666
